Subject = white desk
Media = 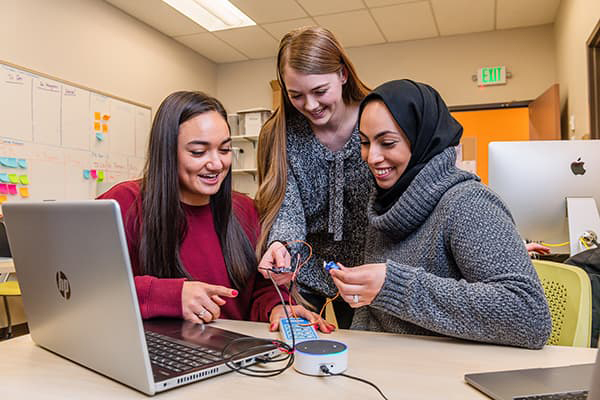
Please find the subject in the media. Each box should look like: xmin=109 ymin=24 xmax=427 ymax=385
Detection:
xmin=1 ymin=319 xmax=597 ymax=399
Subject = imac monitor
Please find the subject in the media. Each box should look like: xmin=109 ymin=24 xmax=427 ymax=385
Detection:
xmin=488 ymin=140 xmax=600 ymax=255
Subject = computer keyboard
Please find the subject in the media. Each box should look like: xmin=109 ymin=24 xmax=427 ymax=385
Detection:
xmin=513 ymin=390 xmax=588 ymax=400
xmin=145 ymin=331 xmax=223 ymax=373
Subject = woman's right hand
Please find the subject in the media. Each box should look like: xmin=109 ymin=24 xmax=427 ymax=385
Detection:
xmin=181 ymin=281 xmax=238 ymax=324
xmin=257 ymin=241 xmax=293 ymax=285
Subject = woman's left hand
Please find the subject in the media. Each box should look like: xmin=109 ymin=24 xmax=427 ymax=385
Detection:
xmin=268 ymin=304 xmax=336 ymax=333
xmin=329 ymin=263 xmax=387 ymax=308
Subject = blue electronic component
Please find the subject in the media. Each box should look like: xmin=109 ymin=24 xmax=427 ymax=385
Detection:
xmin=323 ymin=261 xmax=340 ymax=271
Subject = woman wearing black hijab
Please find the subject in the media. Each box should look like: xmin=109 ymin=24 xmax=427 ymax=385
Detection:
xmin=329 ymin=80 xmax=551 ymax=349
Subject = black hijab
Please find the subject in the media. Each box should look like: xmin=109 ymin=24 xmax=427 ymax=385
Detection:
xmin=358 ymin=79 xmax=463 ymax=215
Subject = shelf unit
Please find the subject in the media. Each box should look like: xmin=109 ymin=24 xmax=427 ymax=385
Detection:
xmin=231 ymin=134 xmax=259 ymax=196
xmin=231 ymin=134 xmax=259 ymax=147
xmin=232 ymin=168 xmax=257 ymax=177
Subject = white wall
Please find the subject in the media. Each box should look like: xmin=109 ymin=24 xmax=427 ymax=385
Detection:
xmin=554 ymin=0 xmax=600 ymax=139
xmin=216 ymin=25 xmax=557 ymax=112
xmin=0 ymin=0 xmax=217 ymax=329
xmin=0 ymin=0 xmax=217 ymax=113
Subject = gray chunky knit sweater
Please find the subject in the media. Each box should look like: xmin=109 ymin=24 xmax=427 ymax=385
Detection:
xmin=268 ymin=113 xmax=373 ymax=297
xmin=352 ymin=147 xmax=552 ymax=349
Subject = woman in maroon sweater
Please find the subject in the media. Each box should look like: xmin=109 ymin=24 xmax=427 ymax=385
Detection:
xmin=99 ymin=91 xmax=333 ymax=332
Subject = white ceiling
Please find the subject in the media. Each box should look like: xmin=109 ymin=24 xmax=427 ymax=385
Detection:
xmin=105 ymin=0 xmax=561 ymax=64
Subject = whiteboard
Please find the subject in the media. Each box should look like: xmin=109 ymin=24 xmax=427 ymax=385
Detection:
xmin=0 ymin=61 xmax=151 ymax=206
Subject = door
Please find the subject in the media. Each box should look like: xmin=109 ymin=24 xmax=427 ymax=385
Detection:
xmin=528 ymin=84 xmax=560 ymax=140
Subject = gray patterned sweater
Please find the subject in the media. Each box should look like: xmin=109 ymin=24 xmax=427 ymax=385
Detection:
xmin=268 ymin=113 xmax=373 ymax=297
xmin=352 ymin=147 xmax=552 ymax=349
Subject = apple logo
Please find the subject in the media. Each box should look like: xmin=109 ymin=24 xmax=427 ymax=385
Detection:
xmin=570 ymin=157 xmax=586 ymax=175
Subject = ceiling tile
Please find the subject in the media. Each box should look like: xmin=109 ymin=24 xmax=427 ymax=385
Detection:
xmin=175 ymin=33 xmax=248 ymax=63
xmin=314 ymin=10 xmax=385 ymax=48
xmin=229 ymin=0 xmax=308 ymax=24
xmin=296 ymin=0 xmax=365 ymax=16
xmin=106 ymin=0 xmax=207 ymax=37
xmin=370 ymin=2 xmax=438 ymax=42
xmin=431 ymin=0 xmax=494 ymax=36
xmin=213 ymin=26 xmax=279 ymax=59
xmin=497 ymin=0 xmax=561 ymax=30
xmin=364 ymin=0 xmax=418 ymax=6
xmin=261 ymin=18 xmax=318 ymax=42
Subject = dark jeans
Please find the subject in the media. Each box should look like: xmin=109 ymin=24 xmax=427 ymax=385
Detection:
xmin=301 ymin=291 xmax=354 ymax=329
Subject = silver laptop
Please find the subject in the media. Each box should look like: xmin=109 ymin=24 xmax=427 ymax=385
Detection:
xmin=465 ymin=349 xmax=600 ymax=399
xmin=3 ymin=200 xmax=277 ymax=395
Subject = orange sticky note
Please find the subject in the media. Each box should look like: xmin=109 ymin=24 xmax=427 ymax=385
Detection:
xmin=19 ymin=187 xmax=29 ymax=198
xmin=94 ymin=122 xmax=101 ymax=131
xmin=102 ymin=114 xmax=111 ymax=121
xmin=102 ymin=124 xmax=108 ymax=133
xmin=94 ymin=112 xmax=101 ymax=120
xmin=0 ymin=195 xmax=7 ymax=203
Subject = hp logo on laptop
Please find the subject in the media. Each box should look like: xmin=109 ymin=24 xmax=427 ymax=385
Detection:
xmin=56 ymin=271 xmax=71 ymax=300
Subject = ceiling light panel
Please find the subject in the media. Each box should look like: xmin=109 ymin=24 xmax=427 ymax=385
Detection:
xmin=161 ymin=0 xmax=256 ymax=31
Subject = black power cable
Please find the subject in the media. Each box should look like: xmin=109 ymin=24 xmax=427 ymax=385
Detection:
xmin=320 ymin=365 xmax=389 ymax=400
xmin=220 ymin=271 xmax=296 ymax=377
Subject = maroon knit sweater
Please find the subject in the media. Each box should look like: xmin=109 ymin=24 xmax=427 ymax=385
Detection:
xmin=98 ymin=180 xmax=283 ymax=322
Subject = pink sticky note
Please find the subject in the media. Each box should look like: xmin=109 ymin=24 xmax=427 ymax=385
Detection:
xmin=8 ymin=184 xmax=17 ymax=195
xmin=90 ymin=169 xmax=98 ymax=179
xmin=0 ymin=184 xmax=7 ymax=194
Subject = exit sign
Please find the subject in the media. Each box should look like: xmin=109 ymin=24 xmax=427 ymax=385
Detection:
xmin=477 ymin=66 xmax=506 ymax=86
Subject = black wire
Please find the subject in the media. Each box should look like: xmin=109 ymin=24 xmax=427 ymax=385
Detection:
xmin=320 ymin=365 xmax=389 ymax=400
xmin=219 ymin=272 xmax=296 ymax=377
xmin=221 ymin=337 xmax=294 ymax=377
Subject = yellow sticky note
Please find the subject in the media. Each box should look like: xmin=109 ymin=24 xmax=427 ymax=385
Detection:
xmin=94 ymin=112 xmax=101 ymax=120
xmin=8 ymin=174 xmax=18 ymax=183
xmin=102 ymin=123 xmax=108 ymax=133
xmin=0 ymin=195 xmax=7 ymax=203
xmin=19 ymin=175 xmax=29 ymax=185
xmin=94 ymin=122 xmax=101 ymax=131
xmin=98 ymin=170 xmax=105 ymax=182
xmin=19 ymin=187 xmax=29 ymax=198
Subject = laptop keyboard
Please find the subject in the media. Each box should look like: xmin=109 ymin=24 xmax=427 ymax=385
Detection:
xmin=145 ymin=331 xmax=224 ymax=373
xmin=513 ymin=390 xmax=588 ymax=400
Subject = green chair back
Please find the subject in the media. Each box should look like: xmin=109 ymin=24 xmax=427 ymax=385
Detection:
xmin=532 ymin=259 xmax=592 ymax=347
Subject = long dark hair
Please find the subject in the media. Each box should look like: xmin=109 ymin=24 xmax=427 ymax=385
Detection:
xmin=138 ymin=91 xmax=256 ymax=289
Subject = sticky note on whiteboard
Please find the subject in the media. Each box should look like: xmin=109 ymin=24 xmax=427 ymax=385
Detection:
xmin=8 ymin=185 xmax=17 ymax=195
xmin=8 ymin=174 xmax=18 ymax=184
xmin=19 ymin=187 xmax=29 ymax=198
xmin=94 ymin=112 xmax=101 ymax=120
xmin=0 ymin=173 xmax=9 ymax=183
xmin=94 ymin=122 xmax=101 ymax=131
xmin=19 ymin=175 xmax=29 ymax=185
xmin=0 ymin=195 xmax=6 ymax=203
xmin=83 ymin=169 xmax=90 ymax=179
xmin=90 ymin=169 xmax=97 ymax=179
xmin=95 ymin=132 xmax=104 ymax=141
xmin=102 ymin=124 xmax=108 ymax=133
xmin=0 ymin=158 xmax=17 ymax=168
xmin=98 ymin=170 xmax=105 ymax=182
xmin=0 ymin=184 xmax=7 ymax=194
xmin=17 ymin=159 xmax=27 ymax=168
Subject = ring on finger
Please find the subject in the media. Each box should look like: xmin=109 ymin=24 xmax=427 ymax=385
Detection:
xmin=352 ymin=294 xmax=359 ymax=304
xmin=196 ymin=309 xmax=208 ymax=319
